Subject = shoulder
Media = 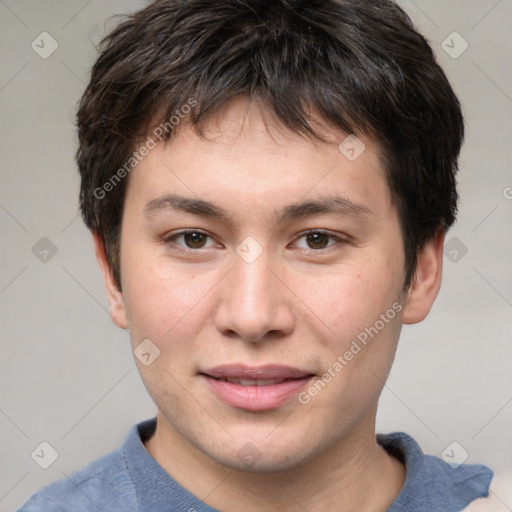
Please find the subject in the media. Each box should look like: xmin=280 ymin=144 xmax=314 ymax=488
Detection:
xmin=16 ymin=444 xmax=137 ymax=512
xmin=379 ymin=432 xmax=496 ymax=511
xmin=461 ymin=473 xmax=512 ymax=512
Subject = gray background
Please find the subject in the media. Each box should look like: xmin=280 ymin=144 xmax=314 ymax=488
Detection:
xmin=1 ymin=0 xmax=511 ymax=510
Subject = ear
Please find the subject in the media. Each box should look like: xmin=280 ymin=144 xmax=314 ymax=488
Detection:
xmin=402 ymin=230 xmax=445 ymax=324
xmin=92 ymin=232 xmax=128 ymax=329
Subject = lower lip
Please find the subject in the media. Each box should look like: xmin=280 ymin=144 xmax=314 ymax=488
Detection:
xmin=203 ymin=375 xmax=313 ymax=411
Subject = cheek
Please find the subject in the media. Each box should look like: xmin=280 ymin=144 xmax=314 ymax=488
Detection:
xmin=122 ymin=256 xmax=216 ymax=346
xmin=298 ymin=258 xmax=403 ymax=348
xmin=302 ymin=269 xmax=403 ymax=414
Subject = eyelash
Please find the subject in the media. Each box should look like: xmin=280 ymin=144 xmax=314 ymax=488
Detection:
xmin=163 ymin=229 xmax=346 ymax=253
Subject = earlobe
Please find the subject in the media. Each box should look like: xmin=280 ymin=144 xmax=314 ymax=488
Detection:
xmin=92 ymin=232 xmax=129 ymax=329
xmin=402 ymin=230 xmax=445 ymax=324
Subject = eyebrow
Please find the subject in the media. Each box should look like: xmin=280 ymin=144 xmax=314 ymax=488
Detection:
xmin=143 ymin=193 xmax=373 ymax=224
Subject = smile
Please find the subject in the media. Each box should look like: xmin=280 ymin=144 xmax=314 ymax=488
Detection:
xmin=200 ymin=364 xmax=315 ymax=411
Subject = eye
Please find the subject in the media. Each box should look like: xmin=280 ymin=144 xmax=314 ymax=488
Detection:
xmin=165 ymin=230 xmax=218 ymax=250
xmin=293 ymin=231 xmax=342 ymax=250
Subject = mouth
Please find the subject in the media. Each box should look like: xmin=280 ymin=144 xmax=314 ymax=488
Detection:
xmin=211 ymin=377 xmax=292 ymax=386
xmin=200 ymin=364 xmax=315 ymax=411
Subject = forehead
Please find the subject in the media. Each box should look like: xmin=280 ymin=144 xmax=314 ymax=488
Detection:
xmin=126 ymin=97 xmax=394 ymax=218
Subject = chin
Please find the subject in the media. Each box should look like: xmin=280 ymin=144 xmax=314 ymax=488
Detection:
xmin=196 ymin=429 xmax=322 ymax=474
xmin=212 ymin=445 xmax=313 ymax=474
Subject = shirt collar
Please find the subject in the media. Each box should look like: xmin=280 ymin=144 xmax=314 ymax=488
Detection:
xmin=121 ymin=419 xmax=493 ymax=512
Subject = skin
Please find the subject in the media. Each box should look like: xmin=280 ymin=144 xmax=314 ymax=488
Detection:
xmin=94 ymin=96 xmax=444 ymax=511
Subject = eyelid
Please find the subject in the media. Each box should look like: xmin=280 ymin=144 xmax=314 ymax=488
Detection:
xmin=163 ymin=229 xmax=221 ymax=250
xmin=163 ymin=228 xmax=348 ymax=252
xmin=290 ymin=229 xmax=347 ymax=250
xmin=294 ymin=228 xmax=341 ymax=238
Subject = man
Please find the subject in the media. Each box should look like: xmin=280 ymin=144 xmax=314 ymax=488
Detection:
xmin=18 ymin=0 xmax=509 ymax=510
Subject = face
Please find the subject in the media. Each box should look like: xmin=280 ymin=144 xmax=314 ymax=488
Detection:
xmin=97 ymin=97 xmax=441 ymax=472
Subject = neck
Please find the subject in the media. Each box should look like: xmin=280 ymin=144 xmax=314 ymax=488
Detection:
xmin=145 ymin=409 xmax=405 ymax=512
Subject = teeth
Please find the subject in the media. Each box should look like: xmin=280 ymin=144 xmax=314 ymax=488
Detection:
xmin=224 ymin=378 xmax=286 ymax=386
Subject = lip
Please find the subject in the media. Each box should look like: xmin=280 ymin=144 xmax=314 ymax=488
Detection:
xmin=200 ymin=364 xmax=315 ymax=412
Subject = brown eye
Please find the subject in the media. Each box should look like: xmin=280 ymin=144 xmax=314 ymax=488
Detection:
xmin=292 ymin=230 xmax=342 ymax=251
xmin=183 ymin=231 xmax=208 ymax=248
xmin=305 ymin=232 xmax=330 ymax=249
xmin=166 ymin=230 xmax=217 ymax=250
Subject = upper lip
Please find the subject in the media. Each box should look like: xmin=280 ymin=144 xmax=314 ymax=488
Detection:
xmin=201 ymin=364 xmax=313 ymax=380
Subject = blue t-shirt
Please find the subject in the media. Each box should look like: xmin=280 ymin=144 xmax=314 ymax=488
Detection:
xmin=18 ymin=418 xmax=493 ymax=512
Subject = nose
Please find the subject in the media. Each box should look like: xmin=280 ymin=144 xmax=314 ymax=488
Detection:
xmin=214 ymin=249 xmax=295 ymax=343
